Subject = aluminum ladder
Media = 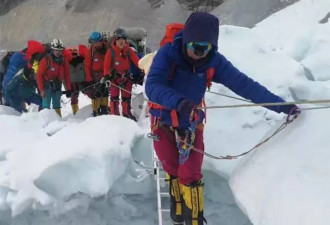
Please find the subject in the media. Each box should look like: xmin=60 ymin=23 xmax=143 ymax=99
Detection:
xmin=153 ymin=150 xmax=172 ymax=225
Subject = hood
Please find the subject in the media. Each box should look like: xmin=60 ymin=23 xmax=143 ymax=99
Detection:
xmin=182 ymin=12 xmax=219 ymax=48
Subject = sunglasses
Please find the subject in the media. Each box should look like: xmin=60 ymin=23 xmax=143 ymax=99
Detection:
xmin=115 ymin=37 xmax=127 ymax=41
xmin=186 ymin=42 xmax=212 ymax=56
xmin=90 ymin=39 xmax=102 ymax=43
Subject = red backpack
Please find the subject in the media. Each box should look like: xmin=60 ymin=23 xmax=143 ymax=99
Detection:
xmin=159 ymin=23 xmax=185 ymax=47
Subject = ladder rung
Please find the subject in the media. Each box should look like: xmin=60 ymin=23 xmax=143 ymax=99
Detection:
xmin=160 ymin=192 xmax=170 ymax=196
xmin=161 ymin=209 xmax=170 ymax=212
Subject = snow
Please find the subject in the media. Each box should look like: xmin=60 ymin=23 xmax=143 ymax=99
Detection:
xmin=1 ymin=0 xmax=330 ymax=224
xmin=0 ymin=107 xmax=144 ymax=215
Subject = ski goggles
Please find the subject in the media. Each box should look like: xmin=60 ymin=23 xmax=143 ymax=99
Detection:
xmin=115 ymin=37 xmax=127 ymax=40
xmin=186 ymin=42 xmax=212 ymax=56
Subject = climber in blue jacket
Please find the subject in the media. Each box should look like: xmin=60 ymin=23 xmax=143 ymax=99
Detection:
xmin=2 ymin=51 xmax=28 ymax=106
xmin=145 ymin=12 xmax=300 ymax=225
xmin=6 ymin=66 xmax=42 ymax=113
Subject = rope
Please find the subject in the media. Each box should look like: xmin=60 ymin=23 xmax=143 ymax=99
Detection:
xmin=101 ymin=83 xmax=330 ymax=112
xmin=95 ymin=81 xmax=330 ymax=160
xmin=65 ymin=81 xmax=330 ymax=112
xmin=175 ymin=120 xmax=289 ymax=160
xmin=206 ymin=90 xmax=251 ymax=102
xmin=197 ymin=99 xmax=330 ymax=110
xmin=300 ymin=106 xmax=330 ymax=111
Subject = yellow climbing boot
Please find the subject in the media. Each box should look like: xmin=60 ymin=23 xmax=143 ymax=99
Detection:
xmin=180 ymin=180 xmax=206 ymax=225
xmin=71 ymin=104 xmax=79 ymax=115
xmin=168 ymin=174 xmax=184 ymax=225
xmin=54 ymin=108 xmax=62 ymax=117
xmin=92 ymin=99 xmax=101 ymax=116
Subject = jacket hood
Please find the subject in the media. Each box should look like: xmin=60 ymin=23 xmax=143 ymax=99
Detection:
xmin=182 ymin=12 xmax=219 ymax=48
xmin=26 ymin=40 xmax=45 ymax=60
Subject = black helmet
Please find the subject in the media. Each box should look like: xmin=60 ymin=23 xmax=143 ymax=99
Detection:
xmin=127 ymin=39 xmax=137 ymax=50
xmin=113 ymin=28 xmax=127 ymax=39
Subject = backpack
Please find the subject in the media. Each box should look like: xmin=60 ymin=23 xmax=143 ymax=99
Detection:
xmin=66 ymin=47 xmax=86 ymax=83
xmin=0 ymin=51 xmax=15 ymax=104
xmin=0 ymin=51 xmax=15 ymax=76
xmin=159 ymin=23 xmax=184 ymax=47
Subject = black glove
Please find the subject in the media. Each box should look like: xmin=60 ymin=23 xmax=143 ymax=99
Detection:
xmin=100 ymin=75 xmax=112 ymax=84
xmin=131 ymin=71 xmax=145 ymax=84
xmin=177 ymin=99 xmax=195 ymax=117
xmin=65 ymin=90 xmax=73 ymax=98
xmin=280 ymin=104 xmax=301 ymax=123
xmin=280 ymin=104 xmax=299 ymax=114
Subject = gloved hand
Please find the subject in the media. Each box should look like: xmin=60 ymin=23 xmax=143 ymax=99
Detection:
xmin=65 ymin=90 xmax=73 ymax=98
xmin=131 ymin=71 xmax=145 ymax=84
xmin=100 ymin=75 xmax=112 ymax=84
xmin=40 ymin=91 xmax=45 ymax=99
xmin=280 ymin=104 xmax=299 ymax=114
xmin=177 ymin=99 xmax=196 ymax=117
xmin=280 ymin=104 xmax=301 ymax=123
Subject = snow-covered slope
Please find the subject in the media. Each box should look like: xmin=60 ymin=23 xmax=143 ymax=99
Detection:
xmin=228 ymin=1 xmax=330 ymax=225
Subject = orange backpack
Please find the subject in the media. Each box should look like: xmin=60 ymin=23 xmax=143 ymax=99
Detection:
xmin=159 ymin=23 xmax=185 ymax=47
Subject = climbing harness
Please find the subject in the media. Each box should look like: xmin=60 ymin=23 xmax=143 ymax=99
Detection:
xmin=175 ymin=109 xmax=204 ymax=164
xmin=175 ymin=121 xmax=198 ymax=164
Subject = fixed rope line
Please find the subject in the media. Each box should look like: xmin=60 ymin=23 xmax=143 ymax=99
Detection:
xmin=206 ymin=90 xmax=251 ymax=102
xmin=102 ymin=82 xmax=330 ymax=112
xmin=62 ymin=81 xmax=330 ymax=113
xmin=176 ymin=120 xmax=289 ymax=160
xmin=64 ymin=80 xmax=329 ymax=160
xmin=197 ymin=99 xmax=330 ymax=110
xmin=300 ymin=106 xmax=330 ymax=111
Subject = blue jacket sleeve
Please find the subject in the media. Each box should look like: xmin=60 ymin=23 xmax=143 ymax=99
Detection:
xmin=6 ymin=75 xmax=20 ymax=98
xmin=212 ymin=53 xmax=285 ymax=113
xmin=3 ymin=53 xmax=27 ymax=89
xmin=145 ymin=46 xmax=186 ymax=109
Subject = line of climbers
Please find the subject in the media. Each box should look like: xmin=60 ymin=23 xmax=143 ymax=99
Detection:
xmin=0 ymin=27 xmax=145 ymax=120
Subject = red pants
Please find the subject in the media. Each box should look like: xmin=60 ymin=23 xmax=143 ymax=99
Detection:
xmin=151 ymin=117 xmax=205 ymax=185
xmin=109 ymin=76 xmax=133 ymax=116
xmin=71 ymin=83 xmax=80 ymax=105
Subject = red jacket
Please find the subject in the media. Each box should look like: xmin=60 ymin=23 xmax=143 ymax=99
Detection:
xmin=103 ymin=41 xmax=140 ymax=76
xmin=84 ymin=45 xmax=106 ymax=82
xmin=37 ymin=55 xmax=71 ymax=92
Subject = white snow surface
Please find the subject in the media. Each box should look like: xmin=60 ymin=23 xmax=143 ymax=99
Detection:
xmin=1 ymin=0 xmax=330 ymax=224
